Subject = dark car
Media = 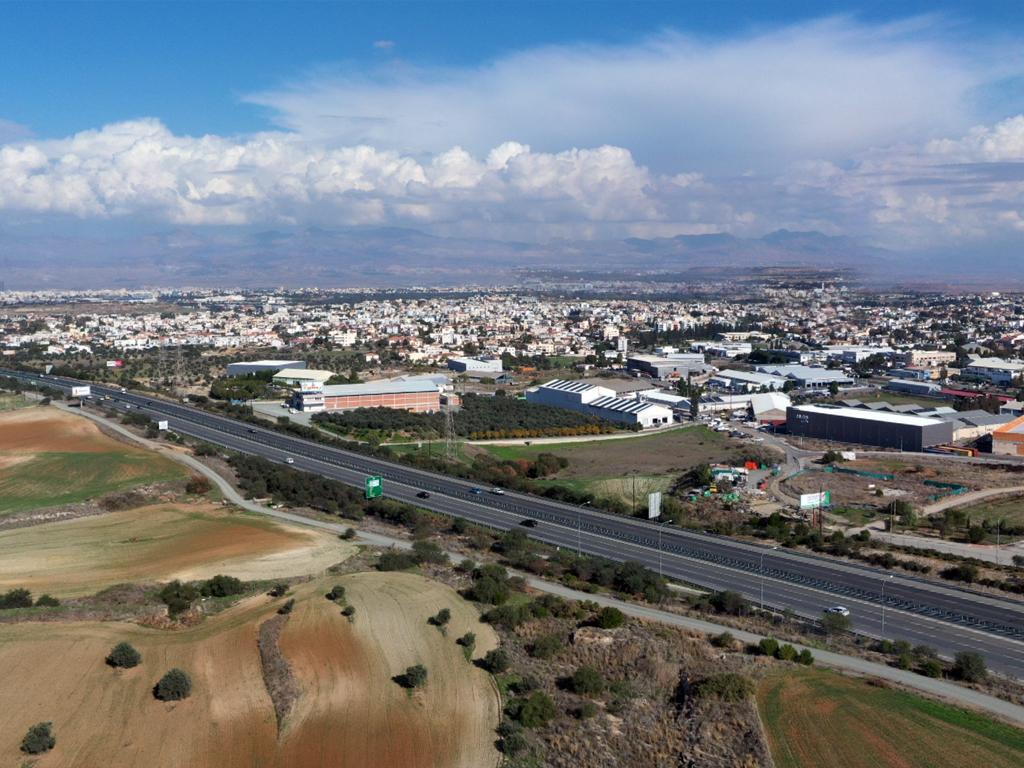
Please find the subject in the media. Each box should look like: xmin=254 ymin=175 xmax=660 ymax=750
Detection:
xmin=469 ymin=487 xmax=483 ymax=494
xmin=416 ymin=491 xmax=430 ymax=499
xmin=519 ymin=519 xmax=538 ymax=528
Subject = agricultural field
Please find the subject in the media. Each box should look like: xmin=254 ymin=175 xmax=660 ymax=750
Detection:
xmin=0 ymin=572 xmax=500 ymax=768
xmin=758 ymin=668 xmax=1024 ymax=768
xmin=0 ymin=503 xmax=357 ymax=597
xmin=0 ymin=392 xmax=31 ymax=411
xmin=0 ymin=406 xmax=185 ymax=515
xmin=475 ymin=425 xmax=767 ymax=501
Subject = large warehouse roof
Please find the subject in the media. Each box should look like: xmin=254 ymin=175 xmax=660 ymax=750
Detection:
xmin=791 ymin=404 xmax=943 ymax=427
xmin=323 ymin=379 xmax=440 ymax=397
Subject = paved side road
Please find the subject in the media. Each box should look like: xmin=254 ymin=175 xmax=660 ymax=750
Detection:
xmin=63 ymin=404 xmax=1024 ymax=727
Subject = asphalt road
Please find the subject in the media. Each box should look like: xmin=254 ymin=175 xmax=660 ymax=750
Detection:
xmin=7 ymin=368 xmax=1024 ymax=677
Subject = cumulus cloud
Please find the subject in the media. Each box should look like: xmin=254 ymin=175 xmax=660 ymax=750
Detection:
xmin=246 ymin=17 xmax=991 ymax=173
xmin=0 ymin=119 xmax=660 ymax=232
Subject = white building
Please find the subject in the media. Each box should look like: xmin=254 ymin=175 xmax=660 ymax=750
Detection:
xmin=447 ymin=356 xmax=503 ymax=373
xmin=526 ymin=379 xmax=673 ymax=429
xmin=962 ymin=357 xmax=1024 ymax=385
xmin=710 ymin=369 xmax=787 ymax=393
xmin=272 ymin=368 xmax=335 ymax=387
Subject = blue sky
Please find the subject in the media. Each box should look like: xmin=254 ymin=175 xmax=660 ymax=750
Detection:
xmin=1 ymin=1 xmax=1024 ymax=259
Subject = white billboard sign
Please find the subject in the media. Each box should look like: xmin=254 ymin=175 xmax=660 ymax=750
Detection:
xmin=648 ymin=491 xmax=662 ymax=519
xmin=157 ymin=420 xmax=169 ymax=431
xmin=800 ymin=491 xmax=831 ymax=510
xmin=70 ymin=385 xmax=91 ymax=398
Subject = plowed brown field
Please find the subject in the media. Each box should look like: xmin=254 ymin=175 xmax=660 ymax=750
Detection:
xmin=0 ymin=573 xmax=501 ymax=768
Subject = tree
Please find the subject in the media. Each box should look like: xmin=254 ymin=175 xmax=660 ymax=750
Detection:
xmin=828 ymin=381 xmax=840 ymax=396
xmin=158 ymin=580 xmax=199 ymax=616
xmin=457 ymin=631 xmax=476 ymax=660
xmin=34 ymin=594 xmax=60 ymax=607
xmin=200 ymin=574 xmax=244 ymax=598
xmin=821 ymin=611 xmax=852 ymax=635
xmin=429 ymin=607 xmax=451 ymax=628
xmin=326 ymin=585 xmax=346 ymax=602
xmin=341 ymin=605 xmax=356 ymax=620
xmin=398 ymin=664 xmax=428 ymax=689
xmin=511 ymin=691 xmax=558 ymax=728
xmin=483 ymin=648 xmax=510 ymax=673
xmin=154 ymin=668 xmax=192 ymax=701
xmin=709 ymin=590 xmax=749 ymax=616
xmin=593 ymin=606 xmax=626 ymax=629
xmin=411 ymin=539 xmax=448 ymax=565
xmin=568 ymin=665 xmax=605 ymax=696
xmin=185 ymin=475 xmax=212 ymax=495
xmin=0 ymin=588 xmax=33 ymax=609
xmin=695 ymin=673 xmax=754 ymax=702
xmin=952 ymin=651 xmax=987 ymax=683
xmin=107 ymin=641 xmax=142 ymax=669
xmin=20 ymin=722 xmax=56 ymax=754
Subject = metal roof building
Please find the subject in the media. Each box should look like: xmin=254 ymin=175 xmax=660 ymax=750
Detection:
xmin=786 ymin=404 xmax=953 ymax=451
xmin=526 ymin=379 xmax=673 ymax=429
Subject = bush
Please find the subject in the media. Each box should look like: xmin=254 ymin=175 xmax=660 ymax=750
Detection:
xmin=268 ymin=583 xmax=289 ymax=598
xmin=509 ymin=691 xmax=558 ymax=728
xmin=341 ymin=605 xmax=356 ymax=619
xmin=497 ymin=720 xmax=527 ymax=755
xmin=695 ymin=673 xmax=754 ymax=702
xmin=411 ymin=539 xmax=448 ymax=565
xmin=758 ymin=637 xmax=780 ymax=657
xmin=200 ymin=574 xmax=244 ymax=598
xmin=952 ymin=651 xmax=987 ymax=682
xmin=185 ymin=475 xmax=212 ymax=495
xmin=483 ymin=648 xmax=510 ymax=673
xmin=34 ymin=594 xmax=60 ymax=607
xmin=397 ymin=664 xmax=428 ymax=689
xmin=797 ymin=649 xmax=814 ymax=666
xmin=377 ymin=550 xmax=419 ymax=571
xmin=920 ymin=658 xmax=944 ymax=678
xmin=593 ymin=606 xmax=626 ymax=629
xmin=530 ymin=633 xmax=565 ymax=660
xmin=776 ymin=643 xmax=799 ymax=662
xmin=709 ymin=590 xmax=749 ymax=616
xmin=940 ymin=564 xmax=979 ymax=583
xmin=568 ymin=665 xmax=605 ymax=696
xmin=154 ymin=668 xmax=192 ymax=701
xmin=710 ymin=631 xmax=735 ymax=649
xmin=341 ymin=527 xmax=357 ymax=540
xmin=0 ymin=588 xmax=34 ymax=609
xmin=457 ymin=631 xmax=476 ymax=660
xmin=278 ymin=598 xmax=295 ymax=615
xmin=467 ymin=575 xmax=510 ymax=605
xmin=577 ymin=700 xmax=599 ymax=719
xmin=482 ymin=603 xmax=532 ymax=631
xmin=820 ymin=611 xmax=852 ymax=635
xmin=107 ymin=641 xmax=142 ymax=669
xmin=20 ymin=722 xmax=56 ymax=754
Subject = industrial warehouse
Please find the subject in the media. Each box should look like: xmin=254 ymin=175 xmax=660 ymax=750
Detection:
xmin=525 ymin=379 xmax=673 ymax=428
xmin=290 ymin=377 xmax=445 ymax=413
xmin=786 ymin=404 xmax=953 ymax=451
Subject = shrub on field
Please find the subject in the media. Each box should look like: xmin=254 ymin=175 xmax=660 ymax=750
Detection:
xmin=0 ymin=588 xmax=34 ymax=609
xmin=154 ymin=668 xmax=192 ymax=701
xmin=758 ymin=637 xmax=780 ymax=657
xmin=710 ymin=631 xmax=736 ymax=649
xmin=107 ymin=642 xmax=142 ymax=669
xmin=411 ymin=540 xmax=448 ymax=565
xmin=508 ymin=691 xmax=557 ymax=728
xmin=278 ymin=598 xmax=295 ymax=615
xmin=797 ymin=649 xmax=814 ymax=666
xmin=920 ymin=659 xmax=944 ymax=678
xmin=326 ymin=585 xmax=346 ymax=602
xmin=568 ymin=666 xmax=605 ymax=696
xmin=377 ymin=550 xmax=418 ymax=571
xmin=185 ymin=475 xmax=212 ymax=495
xmin=593 ymin=606 xmax=626 ymax=629
xmin=695 ymin=673 xmax=754 ymax=702
xmin=530 ymin=633 xmax=565 ymax=660
xmin=397 ymin=664 xmax=428 ymax=689
xmin=776 ymin=644 xmax=799 ymax=662
xmin=158 ymin=580 xmax=199 ymax=616
xmin=497 ymin=720 xmax=527 ymax=755
xmin=200 ymin=575 xmax=243 ymax=598
xmin=34 ymin=594 xmax=60 ymax=607
xmin=952 ymin=652 xmax=987 ymax=682
xmin=20 ymin=722 xmax=56 ymax=754
xmin=457 ymin=631 xmax=476 ymax=660
xmin=341 ymin=605 xmax=356 ymax=620
xmin=428 ymin=608 xmax=451 ymax=628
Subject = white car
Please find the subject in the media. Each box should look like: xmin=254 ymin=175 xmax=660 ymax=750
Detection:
xmin=489 ymin=487 xmax=505 ymax=495
xmin=285 ymin=457 xmax=295 ymax=464
xmin=825 ymin=605 xmax=851 ymax=617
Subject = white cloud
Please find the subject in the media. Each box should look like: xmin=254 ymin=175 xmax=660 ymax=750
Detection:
xmin=246 ymin=17 xmax=991 ymax=174
xmin=0 ymin=119 xmax=660 ymax=232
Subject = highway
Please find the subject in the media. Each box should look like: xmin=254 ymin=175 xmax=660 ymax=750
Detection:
xmin=6 ymin=368 xmax=1024 ymax=677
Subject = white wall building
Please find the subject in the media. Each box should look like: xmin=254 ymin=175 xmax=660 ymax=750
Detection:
xmin=526 ymin=379 xmax=673 ymax=429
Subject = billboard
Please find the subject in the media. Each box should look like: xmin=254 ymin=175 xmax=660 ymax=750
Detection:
xmin=70 ymin=385 xmax=91 ymax=398
xmin=365 ymin=475 xmax=383 ymax=499
xmin=647 ymin=491 xmax=662 ymax=519
xmin=106 ymin=360 xmax=124 ymax=368
xmin=157 ymin=420 xmax=169 ymax=431
xmin=800 ymin=491 xmax=831 ymax=510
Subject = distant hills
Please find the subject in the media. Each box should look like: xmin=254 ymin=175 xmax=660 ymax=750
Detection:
xmin=0 ymin=224 xmax=988 ymax=290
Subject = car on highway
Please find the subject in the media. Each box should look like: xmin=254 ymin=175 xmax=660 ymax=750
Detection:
xmin=489 ymin=487 xmax=505 ymax=495
xmin=285 ymin=457 xmax=294 ymax=464
xmin=520 ymin=519 xmax=538 ymax=528
xmin=825 ymin=605 xmax=851 ymax=617
xmin=416 ymin=491 xmax=430 ymax=499
xmin=469 ymin=487 xmax=483 ymax=494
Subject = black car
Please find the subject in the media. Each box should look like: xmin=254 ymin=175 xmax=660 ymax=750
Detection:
xmin=416 ymin=491 xmax=430 ymax=499
xmin=519 ymin=519 xmax=538 ymax=528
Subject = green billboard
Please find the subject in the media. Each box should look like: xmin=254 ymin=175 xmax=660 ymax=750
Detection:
xmin=365 ymin=475 xmax=383 ymax=499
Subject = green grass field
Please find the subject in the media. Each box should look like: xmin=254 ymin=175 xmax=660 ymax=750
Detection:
xmin=475 ymin=426 xmax=759 ymax=503
xmin=758 ymin=668 xmax=1024 ymax=768
xmin=0 ymin=393 xmax=31 ymax=412
xmin=0 ymin=450 xmax=185 ymax=515
xmin=955 ymin=495 xmax=1024 ymax=527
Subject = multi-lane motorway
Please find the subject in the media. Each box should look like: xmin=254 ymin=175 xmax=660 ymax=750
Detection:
xmin=6 ymin=368 xmax=1024 ymax=677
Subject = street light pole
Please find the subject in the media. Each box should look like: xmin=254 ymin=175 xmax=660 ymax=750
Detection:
xmin=881 ymin=574 xmax=894 ymax=637
xmin=577 ymin=501 xmax=591 ymax=558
